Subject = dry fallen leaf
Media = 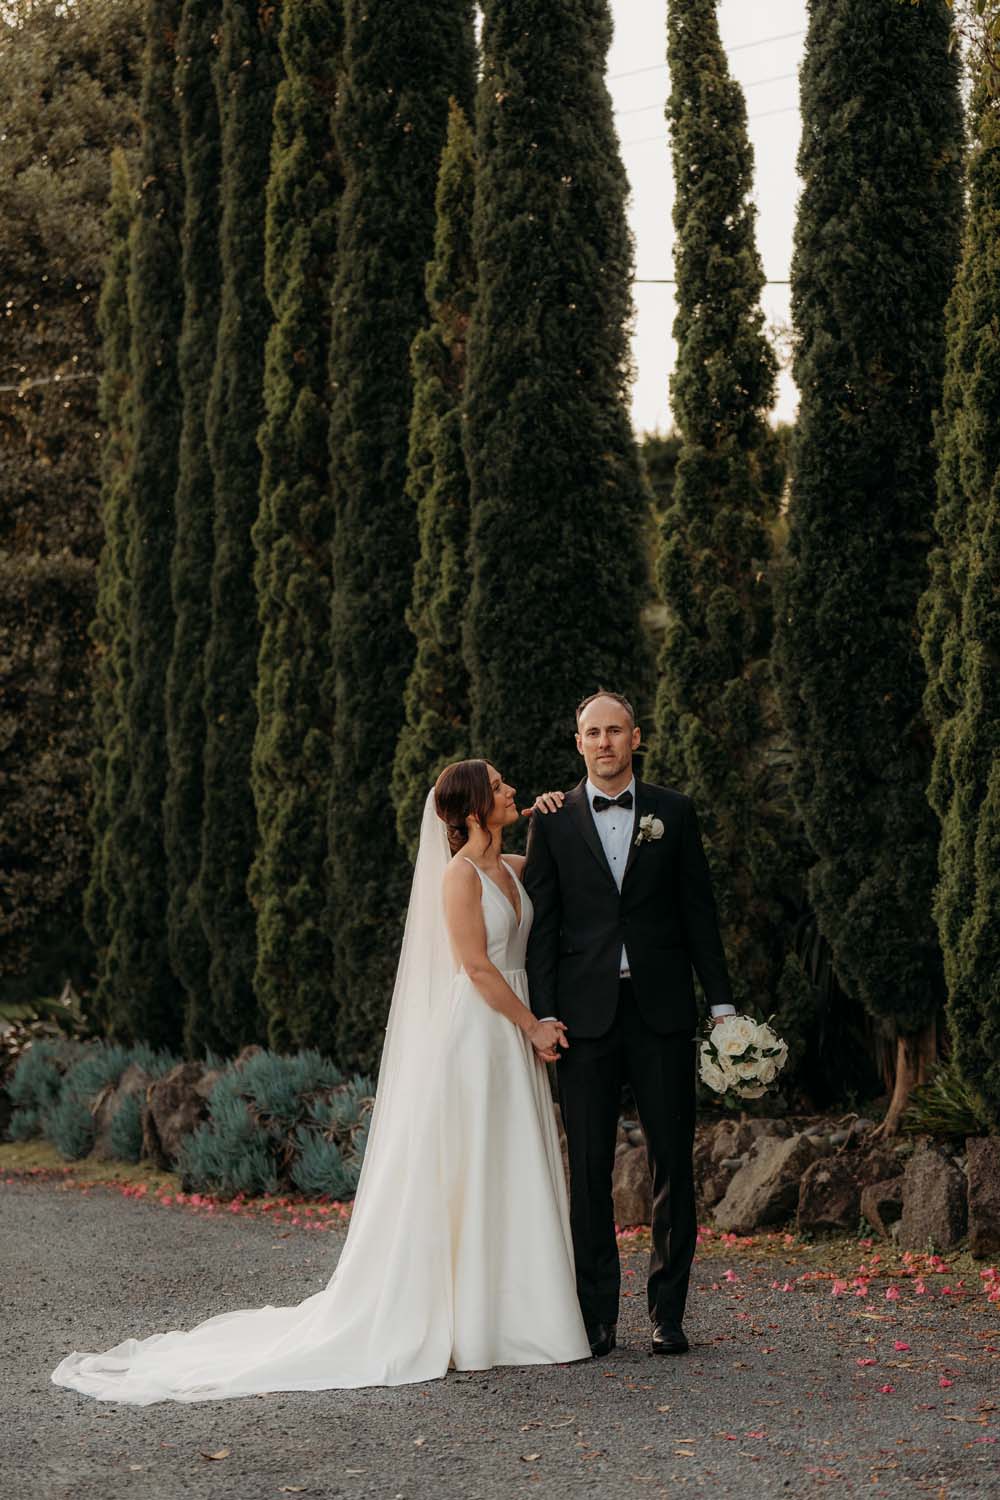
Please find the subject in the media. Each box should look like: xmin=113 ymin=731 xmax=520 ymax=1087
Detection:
xmin=278 ymin=1488 xmax=307 ymax=1494
xmin=520 ymin=1453 xmax=541 ymax=1463
xmin=414 ymin=1437 xmax=426 ymax=1448
xmin=199 ymin=1449 xmax=231 ymax=1461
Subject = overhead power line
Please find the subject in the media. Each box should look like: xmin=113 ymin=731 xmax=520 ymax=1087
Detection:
xmin=614 ymin=71 xmax=797 ymax=117
xmin=621 ymin=102 xmax=798 ymax=147
xmin=608 ymin=28 xmax=806 ymax=82
xmin=633 ymin=279 xmax=791 ymax=286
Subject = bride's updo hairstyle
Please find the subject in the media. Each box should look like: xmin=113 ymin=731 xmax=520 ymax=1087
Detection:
xmin=434 ymin=760 xmax=494 ymax=856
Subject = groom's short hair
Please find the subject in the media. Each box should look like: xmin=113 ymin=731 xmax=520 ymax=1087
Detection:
xmin=575 ymin=690 xmax=636 ymax=728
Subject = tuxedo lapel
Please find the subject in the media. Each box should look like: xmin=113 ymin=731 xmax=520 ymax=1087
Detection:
xmin=622 ymin=778 xmax=657 ymax=886
xmin=566 ymin=781 xmax=618 ymax=890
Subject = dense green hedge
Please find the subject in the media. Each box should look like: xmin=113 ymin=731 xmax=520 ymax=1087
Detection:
xmin=921 ymin=77 xmax=1000 ymax=1126
xmin=0 ymin=0 xmax=141 ymax=1005
xmin=327 ymin=0 xmax=476 ymax=1073
xmin=464 ymin=0 xmax=652 ymax=805
xmin=195 ymin=0 xmax=283 ymax=1055
xmin=251 ymin=0 xmax=343 ymax=1055
xmin=648 ymin=0 xmax=799 ymax=1017
xmin=163 ymin=0 xmax=222 ymax=1029
xmin=108 ymin=0 xmax=186 ymax=1050
xmin=773 ymin=0 xmax=962 ymax=1048
xmin=392 ymin=100 xmax=477 ymax=859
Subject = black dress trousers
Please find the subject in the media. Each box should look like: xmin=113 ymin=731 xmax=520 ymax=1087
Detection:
xmin=556 ymin=978 xmax=697 ymax=1330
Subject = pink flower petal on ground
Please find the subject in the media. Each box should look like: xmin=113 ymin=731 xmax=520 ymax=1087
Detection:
xmin=885 ymin=1286 xmax=900 ymax=1301
xmin=724 ymin=1269 xmax=740 ymax=1283
xmin=893 ymin=1341 xmax=910 ymax=1352
xmin=879 ymin=1384 xmax=895 ymax=1394
xmin=831 ymin=1280 xmax=848 ymax=1297
xmin=914 ymin=1279 xmax=927 ymax=1294
xmin=857 ymin=1357 xmax=877 ymax=1367
xmin=939 ymin=1377 xmax=953 ymax=1388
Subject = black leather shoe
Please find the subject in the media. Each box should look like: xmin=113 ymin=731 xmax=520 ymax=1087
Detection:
xmin=651 ymin=1321 xmax=689 ymax=1355
xmin=586 ymin=1322 xmax=617 ymax=1357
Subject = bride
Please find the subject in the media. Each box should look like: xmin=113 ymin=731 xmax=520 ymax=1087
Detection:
xmin=51 ymin=760 xmax=591 ymax=1402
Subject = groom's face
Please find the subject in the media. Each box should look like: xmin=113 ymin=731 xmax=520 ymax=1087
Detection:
xmin=575 ymin=697 xmax=641 ymax=786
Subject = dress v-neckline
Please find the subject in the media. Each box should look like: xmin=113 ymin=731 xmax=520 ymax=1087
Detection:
xmin=465 ymin=857 xmax=524 ymax=928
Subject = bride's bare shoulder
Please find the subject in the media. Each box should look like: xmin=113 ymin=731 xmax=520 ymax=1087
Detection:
xmin=442 ymin=851 xmax=478 ymax=887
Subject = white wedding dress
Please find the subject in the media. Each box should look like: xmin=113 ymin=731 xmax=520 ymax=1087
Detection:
xmin=51 ymin=792 xmax=590 ymax=1403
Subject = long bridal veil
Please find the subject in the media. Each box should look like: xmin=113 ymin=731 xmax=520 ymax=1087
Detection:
xmin=51 ymin=789 xmax=460 ymax=1402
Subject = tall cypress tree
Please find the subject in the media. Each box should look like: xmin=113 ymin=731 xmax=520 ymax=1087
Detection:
xmin=107 ymin=0 xmax=185 ymax=1049
xmin=773 ymin=0 xmax=963 ymax=1131
xmin=84 ymin=148 xmax=134 ymax=1034
xmin=920 ymin=77 xmax=1000 ymax=1126
xmin=250 ymin=0 xmax=343 ymax=1055
xmin=392 ymin=100 xmax=477 ymax=860
xmin=193 ymin=0 xmax=282 ymax=1055
xmin=464 ymin=0 xmax=652 ymax=803
xmin=327 ymin=1 xmax=476 ymax=1073
xmin=647 ymin=0 xmax=794 ymax=1013
xmin=164 ymin=0 xmax=221 ymax=1045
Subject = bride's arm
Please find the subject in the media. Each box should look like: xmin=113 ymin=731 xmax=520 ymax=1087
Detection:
xmin=441 ymin=861 xmax=565 ymax=1052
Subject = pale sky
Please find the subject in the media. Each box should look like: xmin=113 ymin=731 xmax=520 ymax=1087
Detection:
xmin=607 ymin=0 xmax=807 ymax=436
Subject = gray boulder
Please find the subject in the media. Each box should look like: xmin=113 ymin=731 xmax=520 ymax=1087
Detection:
xmin=797 ymin=1157 xmax=861 ymax=1234
xmin=860 ymin=1177 xmax=905 ymax=1239
xmin=92 ymin=1062 xmax=153 ymax=1160
xmin=613 ymin=1143 xmax=652 ymax=1228
xmin=142 ymin=1060 xmax=224 ymax=1170
xmin=898 ymin=1143 xmax=968 ymax=1253
xmin=967 ymin=1136 xmax=1000 ymax=1258
xmin=714 ymin=1133 xmax=826 ymax=1234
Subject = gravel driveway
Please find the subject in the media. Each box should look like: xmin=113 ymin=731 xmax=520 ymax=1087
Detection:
xmin=3 ymin=1175 xmax=998 ymax=1498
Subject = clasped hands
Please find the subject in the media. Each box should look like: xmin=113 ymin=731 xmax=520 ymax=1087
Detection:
xmin=528 ymin=1016 xmax=568 ymax=1064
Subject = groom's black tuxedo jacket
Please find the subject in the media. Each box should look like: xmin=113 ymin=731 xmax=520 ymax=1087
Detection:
xmin=523 ymin=777 xmax=733 ymax=1037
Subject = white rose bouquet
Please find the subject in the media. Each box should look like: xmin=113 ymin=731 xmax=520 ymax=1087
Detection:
xmin=699 ymin=1013 xmax=788 ymax=1105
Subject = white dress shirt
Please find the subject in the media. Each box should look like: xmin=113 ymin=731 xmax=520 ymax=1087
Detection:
xmin=551 ymin=777 xmax=735 ymax=1019
xmin=586 ymin=775 xmax=636 ymax=975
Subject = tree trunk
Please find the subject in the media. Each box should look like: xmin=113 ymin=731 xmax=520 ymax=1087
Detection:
xmin=874 ymin=1018 xmax=938 ymax=1138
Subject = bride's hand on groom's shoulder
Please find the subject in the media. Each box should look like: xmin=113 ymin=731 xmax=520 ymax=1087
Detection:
xmin=520 ymin=790 xmax=566 ymax=817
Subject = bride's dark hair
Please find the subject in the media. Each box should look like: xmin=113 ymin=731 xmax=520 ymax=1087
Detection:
xmin=434 ymin=760 xmax=495 ymax=856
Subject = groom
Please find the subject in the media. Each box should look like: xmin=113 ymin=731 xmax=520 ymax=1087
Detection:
xmin=522 ymin=691 xmax=735 ymax=1358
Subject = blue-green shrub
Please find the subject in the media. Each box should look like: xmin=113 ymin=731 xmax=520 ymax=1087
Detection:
xmin=289 ymin=1127 xmax=350 ymax=1199
xmin=5 ymin=1039 xmax=88 ymax=1141
xmin=108 ymin=1092 xmax=144 ymax=1162
xmin=4 ymin=1039 xmax=180 ymax=1157
xmin=7 ymin=1106 xmax=41 ymax=1142
xmin=46 ymin=1091 xmax=96 ymax=1159
xmin=179 ymin=1051 xmax=373 ymax=1199
xmin=5 ymin=1039 xmax=373 ymax=1195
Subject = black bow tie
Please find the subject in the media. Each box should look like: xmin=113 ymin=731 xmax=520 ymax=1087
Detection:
xmin=592 ymin=791 xmax=633 ymax=812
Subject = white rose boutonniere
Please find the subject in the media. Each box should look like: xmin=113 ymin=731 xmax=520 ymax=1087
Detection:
xmin=634 ymin=813 xmax=664 ymax=848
